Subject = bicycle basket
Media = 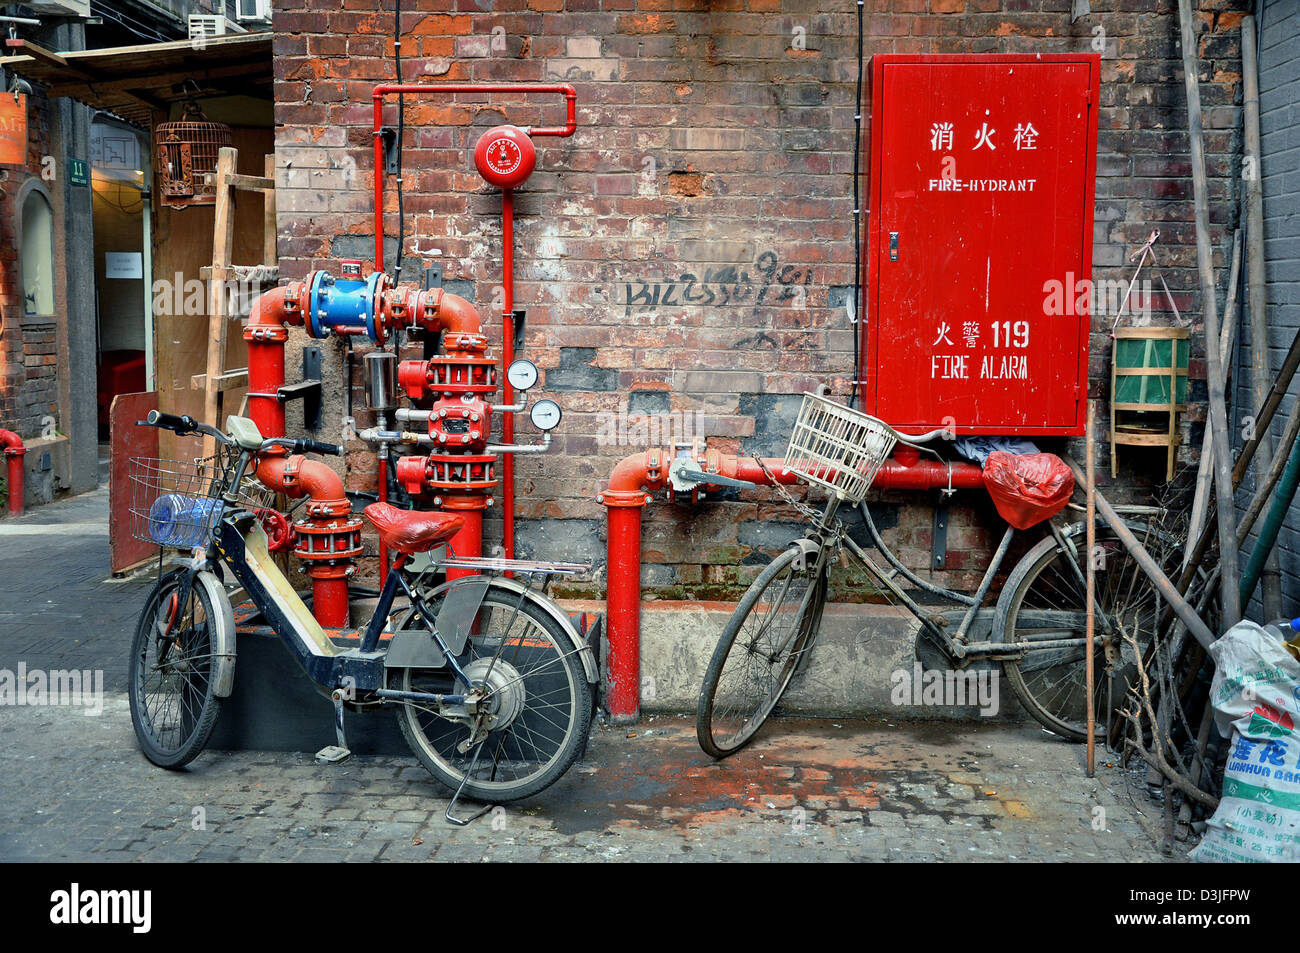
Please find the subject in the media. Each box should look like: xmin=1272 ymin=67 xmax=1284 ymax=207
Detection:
xmin=127 ymin=456 xmax=231 ymax=549
xmin=781 ymin=393 xmax=898 ymax=503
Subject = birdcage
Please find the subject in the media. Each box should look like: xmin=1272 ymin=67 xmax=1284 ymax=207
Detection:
xmin=154 ymin=102 xmax=232 ymax=208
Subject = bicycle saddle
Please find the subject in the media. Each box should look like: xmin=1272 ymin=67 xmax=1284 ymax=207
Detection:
xmin=364 ymin=502 xmax=464 ymax=555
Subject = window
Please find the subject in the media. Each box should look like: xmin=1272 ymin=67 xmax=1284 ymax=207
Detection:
xmin=19 ymin=184 xmax=54 ymax=317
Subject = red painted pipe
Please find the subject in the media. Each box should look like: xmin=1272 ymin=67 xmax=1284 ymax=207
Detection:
xmin=243 ymin=282 xmax=307 ymax=441
xmin=256 ymin=453 xmax=362 ymax=628
xmin=0 ymin=429 xmax=25 ymax=517
xmin=370 ymin=83 xmax=578 ymax=271
xmin=597 ymin=447 xmax=984 ymax=722
xmin=502 ymin=188 xmax=515 ymax=561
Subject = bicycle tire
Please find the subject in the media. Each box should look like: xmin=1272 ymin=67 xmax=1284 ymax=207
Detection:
xmin=696 ymin=546 xmax=827 ymax=759
xmin=393 ymin=589 xmax=592 ymax=804
xmin=128 ymin=569 xmax=224 ymax=769
xmin=995 ymin=523 xmax=1174 ymax=741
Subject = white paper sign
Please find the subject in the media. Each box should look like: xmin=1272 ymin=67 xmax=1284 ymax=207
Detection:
xmin=105 ymin=252 xmax=143 ymax=279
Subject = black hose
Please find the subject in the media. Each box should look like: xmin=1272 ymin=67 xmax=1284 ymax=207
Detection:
xmin=850 ymin=0 xmax=864 ymax=409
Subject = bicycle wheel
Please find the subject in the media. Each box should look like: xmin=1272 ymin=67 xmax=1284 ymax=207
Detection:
xmin=696 ymin=546 xmax=827 ymax=758
xmin=995 ymin=524 xmax=1174 ymax=741
xmin=128 ymin=569 xmax=224 ymax=769
xmin=393 ymin=588 xmax=592 ymax=803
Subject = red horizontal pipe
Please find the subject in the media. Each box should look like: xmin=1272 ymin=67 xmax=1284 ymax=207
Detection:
xmin=0 ymin=429 xmax=25 ymax=517
xmin=598 ymin=446 xmax=984 ymax=721
xmin=370 ymin=82 xmax=577 ymax=270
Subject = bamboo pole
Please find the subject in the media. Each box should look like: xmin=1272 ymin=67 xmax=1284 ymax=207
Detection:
xmin=1086 ymin=401 xmax=1097 ymax=777
xmin=1185 ymin=230 xmax=1241 ymax=568
xmin=1241 ymin=16 xmax=1282 ymax=617
xmin=1179 ymin=0 xmax=1241 ymax=626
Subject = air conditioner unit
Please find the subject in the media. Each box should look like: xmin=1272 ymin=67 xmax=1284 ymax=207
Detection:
xmin=187 ymin=14 xmax=246 ymax=42
xmin=235 ymin=0 xmax=272 ymax=23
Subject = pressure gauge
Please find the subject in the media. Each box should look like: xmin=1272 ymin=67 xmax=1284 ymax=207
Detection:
xmin=506 ymin=359 xmax=539 ymax=392
xmin=529 ymin=399 xmax=562 ymax=432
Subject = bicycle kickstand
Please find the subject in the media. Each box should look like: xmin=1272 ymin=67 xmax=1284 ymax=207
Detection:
xmin=315 ymin=689 xmax=352 ymax=765
xmin=444 ymin=739 xmax=494 ymax=827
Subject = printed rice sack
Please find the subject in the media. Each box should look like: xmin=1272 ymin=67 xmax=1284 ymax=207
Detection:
xmin=1190 ymin=620 xmax=1300 ymax=862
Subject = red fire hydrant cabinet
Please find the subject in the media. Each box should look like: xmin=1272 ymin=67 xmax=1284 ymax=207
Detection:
xmin=864 ymin=54 xmax=1101 ymax=437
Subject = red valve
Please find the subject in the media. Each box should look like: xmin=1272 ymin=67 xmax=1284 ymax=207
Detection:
xmin=474 ymin=125 xmax=535 ymax=189
xmin=255 ymin=508 xmax=293 ymax=553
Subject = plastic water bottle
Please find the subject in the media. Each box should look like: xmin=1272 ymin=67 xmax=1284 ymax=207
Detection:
xmin=147 ymin=494 xmax=223 ymax=548
xmin=1263 ymin=617 xmax=1300 ymax=643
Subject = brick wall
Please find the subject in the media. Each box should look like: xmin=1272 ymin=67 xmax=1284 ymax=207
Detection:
xmin=1239 ymin=0 xmax=1300 ymax=614
xmin=272 ymin=0 xmax=1248 ymax=597
xmin=0 ymin=84 xmax=60 ymax=443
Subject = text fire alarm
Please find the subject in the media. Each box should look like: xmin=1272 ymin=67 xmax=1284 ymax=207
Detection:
xmin=474 ymin=125 xmax=536 ymax=189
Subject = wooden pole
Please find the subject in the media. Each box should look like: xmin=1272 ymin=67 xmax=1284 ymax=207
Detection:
xmin=1185 ymin=229 xmax=1241 ymax=568
xmin=203 ymin=147 xmax=238 ymax=460
xmin=1086 ymin=400 xmax=1096 ymax=777
xmin=1179 ymin=0 xmax=1240 ymax=626
xmin=1241 ymin=16 xmax=1282 ymax=617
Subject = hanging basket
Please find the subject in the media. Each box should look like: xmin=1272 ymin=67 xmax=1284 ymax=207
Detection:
xmin=154 ymin=102 xmax=232 ymax=208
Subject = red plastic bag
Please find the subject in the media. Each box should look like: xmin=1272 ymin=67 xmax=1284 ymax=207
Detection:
xmin=982 ymin=451 xmax=1075 ymax=530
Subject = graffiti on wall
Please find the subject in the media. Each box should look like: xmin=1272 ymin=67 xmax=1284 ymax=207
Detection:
xmin=622 ymin=251 xmax=814 ymax=317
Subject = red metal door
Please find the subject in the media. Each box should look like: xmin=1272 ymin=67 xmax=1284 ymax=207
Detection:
xmin=866 ymin=55 xmax=1099 ymax=437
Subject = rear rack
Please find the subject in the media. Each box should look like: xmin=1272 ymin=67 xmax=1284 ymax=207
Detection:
xmin=432 ymin=556 xmax=590 ymax=576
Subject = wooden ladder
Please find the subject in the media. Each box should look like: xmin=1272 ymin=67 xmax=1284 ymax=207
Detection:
xmin=192 ymin=145 xmax=277 ymax=457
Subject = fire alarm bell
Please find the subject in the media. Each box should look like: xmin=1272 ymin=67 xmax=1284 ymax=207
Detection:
xmin=474 ymin=125 xmax=536 ymax=189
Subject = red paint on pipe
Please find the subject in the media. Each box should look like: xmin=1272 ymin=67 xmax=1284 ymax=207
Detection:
xmin=605 ymin=504 xmax=643 ymax=721
xmin=256 ymin=454 xmax=362 ymax=628
xmin=598 ymin=446 xmax=985 ymax=722
xmin=243 ymin=282 xmax=306 ymax=440
xmin=378 ymin=454 xmax=390 ymax=585
xmin=0 ymin=429 xmax=25 ymax=517
xmin=370 ymin=83 xmax=578 ymax=271
xmin=502 ymin=188 xmax=515 ymax=561
xmin=439 ymin=497 xmax=484 ymax=581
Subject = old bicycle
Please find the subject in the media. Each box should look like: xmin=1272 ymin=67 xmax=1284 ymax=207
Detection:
xmin=127 ymin=408 xmax=596 ymax=822
xmin=696 ymin=392 xmax=1184 ymax=758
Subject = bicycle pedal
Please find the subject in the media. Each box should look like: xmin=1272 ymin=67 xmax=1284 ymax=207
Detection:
xmin=315 ymin=744 xmax=352 ymax=765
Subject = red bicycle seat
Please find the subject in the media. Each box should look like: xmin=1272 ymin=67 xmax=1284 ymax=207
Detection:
xmin=364 ymin=502 xmax=463 ymax=555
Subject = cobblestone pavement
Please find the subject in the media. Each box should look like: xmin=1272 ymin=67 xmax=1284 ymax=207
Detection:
xmin=0 ymin=490 xmax=1180 ymax=863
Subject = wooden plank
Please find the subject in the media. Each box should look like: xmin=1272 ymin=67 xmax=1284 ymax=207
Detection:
xmin=191 ymin=369 xmax=249 ymax=392
xmin=109 ymin=391 xmax=159 ymax=575
xmin=200 ymin=264 xmax=278 ymax=283
xmin=202 ymin=172 xmax=274 ymax=192
xmin=264 ymin=154 xmax=277 ymax=267
xmin=202 ymin=147 xmax=239 ymax=460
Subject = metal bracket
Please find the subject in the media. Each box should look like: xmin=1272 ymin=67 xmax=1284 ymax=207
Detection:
xmin=932 ymin=502 xmax=948 ymax=569
xmin=513 ymin=308 xmax=527 ymax=356
xmin=422 ymin=263 xmax=442 ymax=290
xmin=380 ymin=126 xmax=399 ymax=175
xmin=278 ymin=345 xmax=323 ymax=430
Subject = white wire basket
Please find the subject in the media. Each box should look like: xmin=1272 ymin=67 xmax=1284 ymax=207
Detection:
xmin=781 ymin=393 xmax=899 ymax=503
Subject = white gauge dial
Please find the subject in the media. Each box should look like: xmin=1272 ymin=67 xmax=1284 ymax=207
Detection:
xmin=530 ymin=399 xmax=562 ymax=432
xmin=506 ymin=359 xmax=539 ymax=392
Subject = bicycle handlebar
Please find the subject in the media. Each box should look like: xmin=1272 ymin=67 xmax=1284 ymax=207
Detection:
xmin=142 ymin=410 xmax=230 ymax=445
xmin=263 ymin=437 xmax=344 ymax=457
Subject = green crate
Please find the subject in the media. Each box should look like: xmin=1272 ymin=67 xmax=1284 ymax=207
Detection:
xmin=1113 ymin=329 xmax=1189 ymax=407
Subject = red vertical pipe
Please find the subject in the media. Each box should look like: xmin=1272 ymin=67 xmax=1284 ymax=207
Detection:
xmin=502 ymin=188 xmax=515 ymax=560
xmin=443 ymin=503 xmax=483 ymax=582
xmin=605 ymin=503 xmax=643 ymax=722
xmin=1 ymin=430 xmax=25 ymax=517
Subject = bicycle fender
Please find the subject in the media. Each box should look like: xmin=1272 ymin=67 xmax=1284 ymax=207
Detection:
xmin=412 ymin=577 xmax=600 ymax=685
xmin=194 ymin=570 xmax=237 ymax=698
xmin=789 ymin=538 xmax=820 ymax=571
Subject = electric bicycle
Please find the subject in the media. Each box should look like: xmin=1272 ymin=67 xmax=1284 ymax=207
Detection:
xmin=127 ymin=410 xmax=596 ymax=823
